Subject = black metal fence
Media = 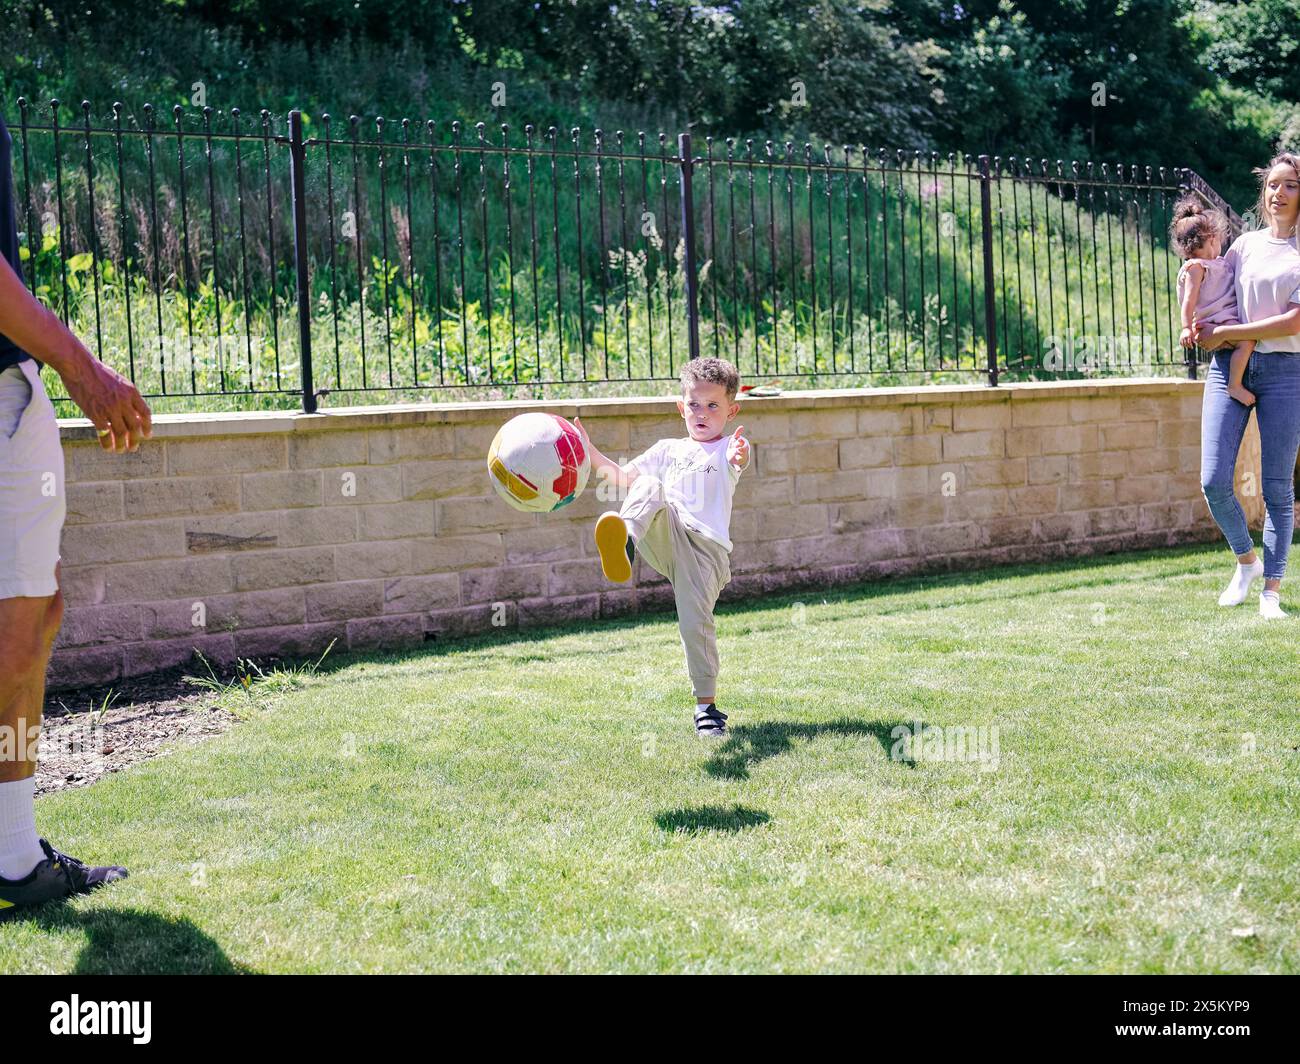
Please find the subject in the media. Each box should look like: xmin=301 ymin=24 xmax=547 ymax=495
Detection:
xmin=9 ymin=98 xmax=1238 ymax=412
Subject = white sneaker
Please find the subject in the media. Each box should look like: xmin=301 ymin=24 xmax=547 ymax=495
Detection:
xmin=1219 ymin=558 xmax=1264 ymax=606
xmin=1260 ymin=591 xmax=1287 ymax=619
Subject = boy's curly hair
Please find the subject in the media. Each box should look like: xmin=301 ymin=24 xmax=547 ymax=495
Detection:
xmin=1169 ymin=194 xmax=1230 ymax=258
xmin=680 ymin=356 xmax=741 ymax=398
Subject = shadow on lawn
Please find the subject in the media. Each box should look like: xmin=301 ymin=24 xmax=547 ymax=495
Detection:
xmin=704 ymin=718 xmax=921 ymax=781
xmin=3 ymin=906 xmax=256 ymax=974
xmin=655 ymin=804 xmax=771 ymax=834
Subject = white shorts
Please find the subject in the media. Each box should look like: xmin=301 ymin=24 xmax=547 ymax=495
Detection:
xmin=0 ymin=360 xmax=65 ymax=599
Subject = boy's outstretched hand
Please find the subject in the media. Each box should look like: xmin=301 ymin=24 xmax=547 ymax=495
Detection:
xmin=727 ymin=425 xmax=750 ymax=471
xmin=575 ymin=414 xmax=636 ymax=491
xmin=573 ymin=414 xmax=591 ymax=451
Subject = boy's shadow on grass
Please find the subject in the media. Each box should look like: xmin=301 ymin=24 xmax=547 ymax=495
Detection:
xmin=704 ymin=719 xmax=921 ymax=781
xmin=2 ymin=905 xmax=256 ymax=974
xmin=654 ymin=804 xmax=771 ymax=835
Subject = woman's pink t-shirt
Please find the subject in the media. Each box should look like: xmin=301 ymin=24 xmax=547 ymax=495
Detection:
xmin=1224 ymin=229 xmax=1300 ymax=353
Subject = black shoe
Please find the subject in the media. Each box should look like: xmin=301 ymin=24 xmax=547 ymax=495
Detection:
xmin=694 ymin=704 xmax=728 ymax=739
xmin=0 ymin=839 xmax=128 ymax=912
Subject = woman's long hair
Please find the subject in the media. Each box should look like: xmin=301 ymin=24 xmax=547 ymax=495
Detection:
xmin=1250 ymin=151 xmax=1300 ymax=234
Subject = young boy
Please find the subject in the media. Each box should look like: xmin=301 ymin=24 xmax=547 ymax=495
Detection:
xmin=574 ymin=357 xmax=751 ymax=738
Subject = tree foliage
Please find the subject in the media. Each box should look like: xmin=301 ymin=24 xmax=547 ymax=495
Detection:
xmin=2 ymin=0 xmax=1294 ymax=207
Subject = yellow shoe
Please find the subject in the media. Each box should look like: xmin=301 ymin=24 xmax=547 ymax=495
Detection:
xmin=594 ymin=511 xmax=634 ymax=583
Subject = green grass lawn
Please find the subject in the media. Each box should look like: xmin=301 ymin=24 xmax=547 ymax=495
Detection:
xmin=3 ymin=542 xmax=1296 ymax=973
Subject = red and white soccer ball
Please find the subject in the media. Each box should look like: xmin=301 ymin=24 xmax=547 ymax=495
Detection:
xmin=487 ymin=412 xmax=591 ymax=513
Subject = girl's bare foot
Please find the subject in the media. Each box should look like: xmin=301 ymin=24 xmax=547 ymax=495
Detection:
xmin=1229 ymin=384 xmax=1256 ymax=407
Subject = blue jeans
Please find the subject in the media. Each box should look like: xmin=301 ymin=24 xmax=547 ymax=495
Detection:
xmin=1200 ymin=350 xmax=1300 ymax=579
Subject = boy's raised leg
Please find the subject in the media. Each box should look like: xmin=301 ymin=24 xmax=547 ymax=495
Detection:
xmin=595 ymin=475 xmax=667 ymax=583
xmin=594 ymin=512 xmax=634 ymax=582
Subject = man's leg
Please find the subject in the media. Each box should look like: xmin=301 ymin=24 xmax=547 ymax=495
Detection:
xmin=0 ymin=572 xmax=126 ymax=904
xmin=0 ymin=361 xmax=65 ymax=879
xmin=0 ymin=362 xmax=127 ymax=904
xmin=0 ymin=587 xmax=62 ymax=879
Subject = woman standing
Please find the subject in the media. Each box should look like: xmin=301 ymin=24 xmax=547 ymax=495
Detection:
xmin=1196 ymin=152 xmax=1300 ymax=618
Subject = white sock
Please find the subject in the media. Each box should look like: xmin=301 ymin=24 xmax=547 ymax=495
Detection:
xmin=695 ymin=701 xmax=715 ymax=712
xmin=1260 ymin=590 xmax=1287 ymax=619
xmin=1219 ymin=558 xmax=1264 ymax=606
xmin=0 ymin=777 xmax=45 ymax=881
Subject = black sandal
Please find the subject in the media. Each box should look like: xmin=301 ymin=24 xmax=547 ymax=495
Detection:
xmin=694 ymin=704 xmax=728 ymax=738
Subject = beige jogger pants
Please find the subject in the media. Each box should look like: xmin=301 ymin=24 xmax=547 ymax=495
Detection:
xmin=621 ymin=474 xmax=732 ymax=699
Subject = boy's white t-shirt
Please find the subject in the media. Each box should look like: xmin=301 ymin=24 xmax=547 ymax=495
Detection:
xmin=1224 ymin=229 xmax=1300 ymax=353
xmin=627 ymin=433 xmax=746 ymax=551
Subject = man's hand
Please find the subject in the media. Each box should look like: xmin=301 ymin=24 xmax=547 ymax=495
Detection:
xmin=0 ymin=250 xmax=151 ymax=452
xmin=727 ymin=425 xmax=750 ymax=471
xmin=59 ymin=357 xmax=153 ymax=453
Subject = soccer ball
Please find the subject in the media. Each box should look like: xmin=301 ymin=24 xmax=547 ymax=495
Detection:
xmin=487 ymin=412 xmax=590 ymax=513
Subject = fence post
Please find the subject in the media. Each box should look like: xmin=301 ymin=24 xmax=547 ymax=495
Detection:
xmin=1177 ymin=169 xmax=1201 ymax=380
xmin=16 ymin=98 xmax=38 ymax=299
xmin=677 ymin=132 xmax=701 ymax=362
xmin=288 ymin=109 xmax=317 ymax=413
xmin=977 ymin=154 xmax=999 ymax=387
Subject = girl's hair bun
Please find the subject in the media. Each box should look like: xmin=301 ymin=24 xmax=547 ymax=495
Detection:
xmin=1170 ymin=194 xmax=1228 ymax=257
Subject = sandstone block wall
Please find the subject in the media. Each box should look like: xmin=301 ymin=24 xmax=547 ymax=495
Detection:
xmin=48 ymin=379 xmax=1241 ymax=690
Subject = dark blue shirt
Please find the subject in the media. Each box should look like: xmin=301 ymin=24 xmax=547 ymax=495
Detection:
xmin=0 ymin=112 xmax=32 ymax=371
